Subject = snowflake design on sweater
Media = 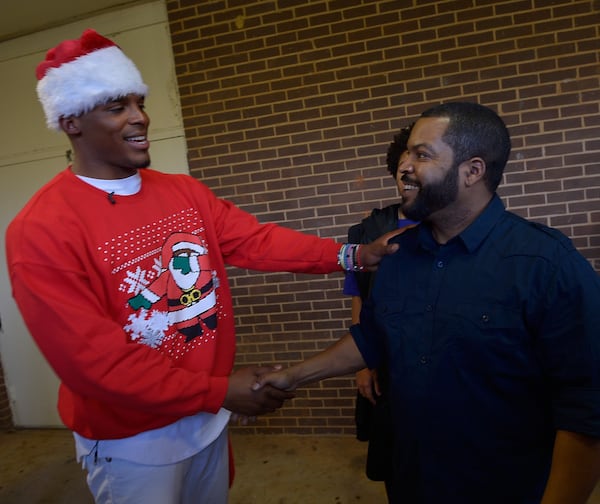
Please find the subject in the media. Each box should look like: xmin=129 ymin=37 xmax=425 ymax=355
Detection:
xmin=124 ymin=308 xmax=170 ymax=348
xmin=120 ymin=258 xmax=162 ymax=295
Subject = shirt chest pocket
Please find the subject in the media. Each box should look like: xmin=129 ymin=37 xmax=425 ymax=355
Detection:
xmin=373 ymin=298 xmax=423 ymax=334
xmin=440 ymin=303 xmax=534 ymax=370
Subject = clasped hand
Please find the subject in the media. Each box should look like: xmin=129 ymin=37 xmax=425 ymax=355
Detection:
xmin=251 ymin=366 xmax=295 ymax=395
xmin=224 ymin=365 xmax=294 ymax=424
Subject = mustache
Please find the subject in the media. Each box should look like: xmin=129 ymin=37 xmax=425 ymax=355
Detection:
xmin=400 ymin=174 xmax=419 ymax=186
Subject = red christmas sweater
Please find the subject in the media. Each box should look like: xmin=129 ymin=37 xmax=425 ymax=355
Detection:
xmin=6 ymin=168 xmax=341 ymax=439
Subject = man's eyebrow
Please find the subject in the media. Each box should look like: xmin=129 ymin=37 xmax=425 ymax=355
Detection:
xmin=409 ymin=142 xmax=434 ymax=151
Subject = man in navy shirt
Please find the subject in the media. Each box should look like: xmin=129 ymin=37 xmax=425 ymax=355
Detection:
xmin=255 ymin=102 xmax=600 ymax=503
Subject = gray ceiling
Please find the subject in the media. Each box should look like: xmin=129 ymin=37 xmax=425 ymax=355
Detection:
xmin=0 ymin=0 xmax=146 ymax=43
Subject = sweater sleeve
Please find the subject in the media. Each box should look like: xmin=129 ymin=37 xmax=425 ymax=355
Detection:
xmin=203 ymin=188 xmax=342 ymax=273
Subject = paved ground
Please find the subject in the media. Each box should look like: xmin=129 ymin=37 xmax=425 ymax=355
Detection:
xmin=3 ymin=428 xmax=600 ymax=503
xmin=0 ymin=428 xmax=387 ymax=503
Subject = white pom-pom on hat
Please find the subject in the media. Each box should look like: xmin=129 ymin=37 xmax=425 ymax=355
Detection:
xmin=36 ymin=29 xmax=148 ymax=131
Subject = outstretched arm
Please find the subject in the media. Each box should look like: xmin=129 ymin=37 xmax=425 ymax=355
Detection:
xmin=212 ymin=194 xmax=401 ymax=274
xmin=253 ymin=333 xmax=366 ymax=392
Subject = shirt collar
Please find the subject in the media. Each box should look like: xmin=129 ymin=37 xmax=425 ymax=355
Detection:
xmin=418 ymin=194 xmax=505 ymax=253
xmin=459 ymin=194 xmax=505 ymax=252
xmin=76 ymin=171 xmax=142 ymax=196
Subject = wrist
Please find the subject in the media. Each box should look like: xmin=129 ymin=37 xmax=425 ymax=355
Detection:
xmin=337 ymin=243 xmax=364 ymax=272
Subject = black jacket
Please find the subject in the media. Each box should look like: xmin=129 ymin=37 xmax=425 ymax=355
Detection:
xmin=347 ymin=203 xmax=401 ymax=301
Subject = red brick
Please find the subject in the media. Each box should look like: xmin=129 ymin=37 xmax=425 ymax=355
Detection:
xmin=164 ymin=0 xmax=600 ymax=436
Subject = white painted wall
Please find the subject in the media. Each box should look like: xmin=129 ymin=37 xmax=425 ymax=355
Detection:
xmin=0 ymin=0 xmax=189 ymax=426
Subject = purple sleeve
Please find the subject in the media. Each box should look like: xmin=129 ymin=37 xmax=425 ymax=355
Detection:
xmin=342 ymin=271 xmax=360 ymax=296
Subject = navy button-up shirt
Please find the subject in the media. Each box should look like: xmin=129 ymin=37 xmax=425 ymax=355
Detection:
xmin=351 ymin=194 xmax=600 ymax=503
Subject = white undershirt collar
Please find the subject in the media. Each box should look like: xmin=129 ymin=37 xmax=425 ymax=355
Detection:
xmin=76 ymin=171 xmax=142 ymax=196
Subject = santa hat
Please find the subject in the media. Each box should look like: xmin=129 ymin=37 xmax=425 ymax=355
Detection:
xmin=36 ymin=29 xmax=148 ymax=131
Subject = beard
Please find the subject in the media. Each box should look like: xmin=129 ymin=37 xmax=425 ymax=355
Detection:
xmin=401 ymin=162 xmax=460 ymax=222
xmin=169 ymin=256 xmax=201 ymax=291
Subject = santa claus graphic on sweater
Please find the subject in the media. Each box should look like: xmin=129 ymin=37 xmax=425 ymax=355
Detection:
xmin=128 ymin=232 xmax=217 ymax=342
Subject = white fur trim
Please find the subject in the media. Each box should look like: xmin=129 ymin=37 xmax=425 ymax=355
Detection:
xmin=37 ymin=46 xmax=148 ymax=131
xmin=171 ymin=241 xmax=207 ymax=254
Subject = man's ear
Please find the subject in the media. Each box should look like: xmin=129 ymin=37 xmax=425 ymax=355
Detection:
xmin=464 ymin=157 xmax=485 ymax=186
xmin=58 ymin=116 xmax=80 ymax=135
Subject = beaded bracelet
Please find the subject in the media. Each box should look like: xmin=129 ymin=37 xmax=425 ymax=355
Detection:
xmin=337 ymin=243 xmax=364 ymax=271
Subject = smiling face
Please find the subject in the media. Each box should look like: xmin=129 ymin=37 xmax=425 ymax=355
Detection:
xmin=398 ymin=116 xmax=462 ymax=222
xmin=62 ymin=93 xmax=150 ymax=179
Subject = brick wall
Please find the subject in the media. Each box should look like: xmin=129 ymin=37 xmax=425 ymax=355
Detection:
xmin=166 ymin=0 xmax=600 ymax=434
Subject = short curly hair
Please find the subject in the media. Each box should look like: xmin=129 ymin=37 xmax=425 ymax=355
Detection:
xmin=385 ymin=124 xmax=414 ymax=179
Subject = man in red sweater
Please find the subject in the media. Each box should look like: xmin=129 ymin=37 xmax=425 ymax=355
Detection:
xmin=5 ymin=29 xmax=398 ymax=504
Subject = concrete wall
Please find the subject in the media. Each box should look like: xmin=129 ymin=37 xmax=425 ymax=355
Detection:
xmin=0 ymin=0 xmax=188 ymax=427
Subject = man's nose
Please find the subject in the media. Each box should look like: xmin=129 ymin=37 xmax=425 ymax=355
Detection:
xmin=129 ymin=105 xmax=148 ymax=124
xmin=399 ymin=156 xmax=414 ymax=174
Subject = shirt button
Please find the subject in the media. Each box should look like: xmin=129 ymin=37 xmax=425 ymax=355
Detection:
xmin=482 ymin=314 xmax=489 ymax=323
xmin=437 ymin=260 xmax=444 ymax=268
xmin=420 ymin=356 xmax=428 ymax=364
xmin=425 ymin=304 xmax=433 ymax=312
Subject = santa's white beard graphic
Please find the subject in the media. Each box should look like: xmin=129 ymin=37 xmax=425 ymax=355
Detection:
xmin=169 ymin=256 xmax=200 ymax=291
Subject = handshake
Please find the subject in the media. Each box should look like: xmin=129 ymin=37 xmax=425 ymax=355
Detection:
xmin=223 ymin=364 xmax=297 ymax=424
xmin=224 ymin=334 xmax=366 ymax=423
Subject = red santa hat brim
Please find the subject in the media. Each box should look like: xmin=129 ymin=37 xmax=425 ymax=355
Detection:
xmin=36 ymin=29 xmax=148 ymax=131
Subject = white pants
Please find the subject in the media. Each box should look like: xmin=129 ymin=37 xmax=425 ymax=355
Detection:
xmin=82 ymin=427 xmax=229 ymax=504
